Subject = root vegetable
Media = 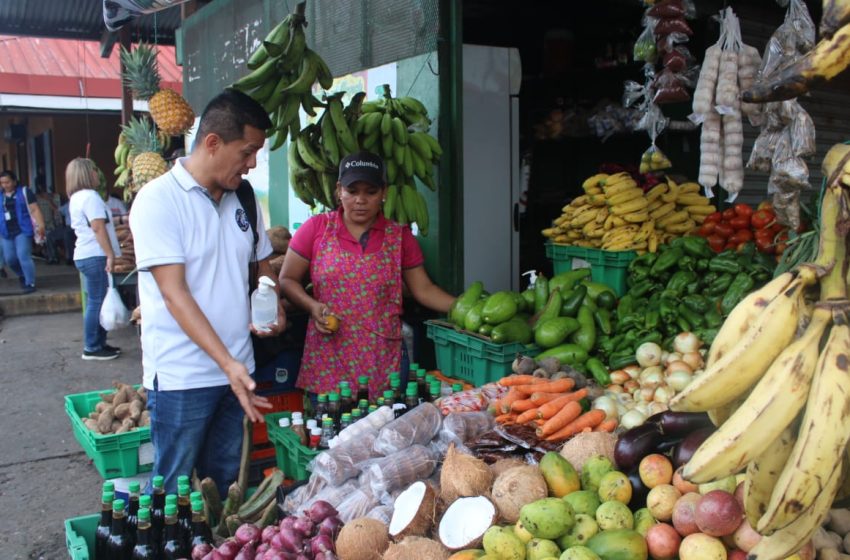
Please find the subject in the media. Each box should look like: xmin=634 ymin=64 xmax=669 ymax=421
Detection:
xmin=318 ymin=516 xmax=343 ymax=540
xmin=129 ymin=399 xmax=143 ymax=422
xmin=260 ymin=526 xmax=277 ymax=544
xmin=491 ymin=465 xmax=548 ymax=523
xmin=828 ymin=509 xmax=850 ymax=536
xmin=95 ymin=401 xmax=109 ymax=413
xmin=673 ymin=333 xmax=701 ymax=355
xmin=308 ymin=501 xmax=339 ymax=524
xmin=96 ymin=407 xmax=115 ymax=433
xmin=438 ymin=496 xmax=497 ymax=550
xmin=115 ymin=418 xmax=134 ymax=434
xmin=114 ymin=402 xmax=132 ymax=420
xmin=636 ymin=343 xmax=662 ymax=367
xmin=139 ymin=410 xmax=150 ymax=426
xmin=83 ymin=418 xmax=99 ymax=432
xmin=310 ymin=534 xmax=335 ymax=556
xmin=235 ymin=523 xmax=261 ymax=547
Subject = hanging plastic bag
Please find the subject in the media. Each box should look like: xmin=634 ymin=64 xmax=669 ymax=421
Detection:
xmin=633 ymin=24 xmax=658 ymax=63
xmin=100 ymin=275 xmax=131 ymax=331
xmin=656 ymin=18 xmax=693 ymax=36
xmin=652 ymin=68 xmax=690 ymax=105
xmin=787 ymin=0 xmax=816 ymax=54
xmin=789 ymin=105 xmax=816 ymax=158
xmin=663 ymin=46 xmax=694 ymax=73
xmin=103 ymin=0 xmax=192 ymax=32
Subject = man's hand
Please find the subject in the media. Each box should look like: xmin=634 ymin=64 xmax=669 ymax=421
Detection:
xmin=223 ymin=358 xmax=272 ymax=423
xmin=105 ymin=255 xmax=114 ymax=273
xmin=250 ymin=300 xmax=287 ymax=337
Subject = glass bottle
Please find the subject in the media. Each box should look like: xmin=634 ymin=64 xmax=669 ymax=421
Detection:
xmin=408 ymin=362 xmax=420 ymax=380
xmin=416 ymin=369 xmax=428 ymax=403
xmin=358 ymin=398 xmax=369 ymax=416
xmin=314 ymin=393 xmax=328 ymax=423
xmin=126 ymin=481 xmax=141 ymax=550
xmin=150 ymin=476 xmax=166 ymax=555
xmin=404 ymin=384 xmax=419 ymax=413
xmin=309 ymin=427 xmax=322 ymax=449
xmin=390 ymin=377 xmax=402 ymax=403
xmin=189 ymin=491 xmax=202 ymax=506
xmin=177 ymin=483 xmax=192 ymax=552
xmin=291 ymin=417 xmax=308 ymax=446
xmin=165 ymin=494 xmax=177 ymax=510
xmin=176 ymin=475 xmax=190 ymax=488
xmin=429 ymin=381 xmax=442 ymax=403
xmin=356 ymin=375 xmax=370 ymax=404
xmin=319 ymin=417 xmax=335 ymax=449
xmin=131 ymin=507 xmax=155 ymax=560
xmin=96 ymin=491 xmax=116 ymax=560
xmin=383 ymin=390 xmax=397 ymax=418
xmin=189 ymin=499 xmax=212 ymax=550
xmin=161 ymin=504 xmax=186 ymax=559
xmin=351 ymin=408 xmax=363 ymax=423
xmin=327 ymin=392 xmax=341 ymax=429
xmin=103 ymin=481 xmax=116 ymax=494
xmin=106 ymin=499 xmax=131 ymax=560
xmin=340 ymin=413 xmax=352 ymax=431
xmin=340 ymin=386 xmax=354 ymax=415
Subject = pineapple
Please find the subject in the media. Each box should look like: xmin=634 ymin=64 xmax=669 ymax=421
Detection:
xmin=121 ymin=117 xmax=169 ymax=192
xmin=121 ymin=43 xmax=195 ymax=136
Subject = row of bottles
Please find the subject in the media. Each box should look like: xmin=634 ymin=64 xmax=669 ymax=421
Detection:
xmin=95 ymin=475 xmax=211 ymax=560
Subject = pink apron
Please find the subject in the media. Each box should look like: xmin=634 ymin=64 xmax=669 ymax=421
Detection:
xmin=296 ymin=214 xmax=403 ymax=398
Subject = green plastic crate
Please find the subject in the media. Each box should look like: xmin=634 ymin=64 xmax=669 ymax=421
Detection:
xmin=64 ymin=388 xmax=153 ymax=479
xmin=266 ymin=411 xmax=320 ymax=481
xmin=65 ymin=513 xmax=98 ymax=560
xmin=545 ymin=242 xmax=637 ymax=297
xmin=425 ymin=320 xmax=540 ymax=386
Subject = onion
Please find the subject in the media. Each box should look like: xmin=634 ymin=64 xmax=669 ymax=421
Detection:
xmin=649 ymin=402 xmax=668 ymax=415
xmin=681 ymin=351 xmax=703 ymax=370
xmin=615 ymin=392 xmax=634 ymax=405
xmin=261 ymin=526 xmax=278 ymax=545
xmin=667 ymin=370 xmax=693 ymax=392
xmin=623 ymin=379 xmax=640 ymax=394
xmin=654 ymin=385 xmax=674 ymax=404
xmin=624 ymin=365 xmax=642 ymax=379
xmin=235 ymin=524 xmax=261 ymax=547
xmin=291 ymin=516 xmax=314 ymax=538
xmin=318 ymin=516 xmax=344 ymax=540
xmin=621 ymin=408 xmax=648 ymax=429
xmin=192 ymin=543 xmax=213 ymax=560
xmin=307 ymin=501 xmax=338 ymax=524
xmin=610 ymin=370 xmax=631 ymax=385
xmin=639 ymin=366 xmax=664 ymax=383
xmin=593 ymin=396 xmax=619 ymax=420
xmin=666 ymin=361 xmax=694 ymax=376
xmin=616 ymin=403 xmax=629 ymax=417
xmin=638 ymin=387 xmax=655 ymax=403
xmin=641 ymin=370 xmax=664 ymax=390
xmin=674 ymin=332 xmax=701 ymax=354
xmin=636 ymin=342 xmax=663 ymax=367
xmin=663 ymin=351 xmax=682 ymax=366
xmin=607 ymin=384 xmax=625 ymax=394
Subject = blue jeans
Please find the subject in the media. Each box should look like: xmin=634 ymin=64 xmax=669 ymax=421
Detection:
xmin=75 ymin=256 xmax=108 ymax=352
xmin=1 ymin=233 xmax=36 ymax=287
xmin=146 ymin=380 xmax=245 ymax=497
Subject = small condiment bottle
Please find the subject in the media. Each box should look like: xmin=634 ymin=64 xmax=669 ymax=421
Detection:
xmin=429 ymin=380 xmax=442 ymax=402
xmin=291 ymin=417 xmax=308 ymax=447
xmin=309 ymin=427 xmax=322 ymax=449
xmin=278 ymin=417 xmax=291 ymax=429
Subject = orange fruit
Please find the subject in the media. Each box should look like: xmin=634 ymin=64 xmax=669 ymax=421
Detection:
xmin=325 ymin=314 xmax=340 ymax=333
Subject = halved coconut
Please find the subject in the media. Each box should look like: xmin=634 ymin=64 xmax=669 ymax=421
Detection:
xmin=438 ymin=496 xmax=497 ymax=551
xmin=389 ymin=481 xmax=436 ymax=539
xmin=440 ymin=443 xmax=493 ymax=504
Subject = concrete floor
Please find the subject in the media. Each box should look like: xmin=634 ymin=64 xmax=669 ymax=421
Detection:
xmin=0 ymin=312 xmax=144 ymax=559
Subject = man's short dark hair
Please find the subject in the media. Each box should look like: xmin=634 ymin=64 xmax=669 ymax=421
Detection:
xmin=0 ymin=170 xmax=18 ymax=182
xmin=195 ymin=89 xmax=273 ymax=146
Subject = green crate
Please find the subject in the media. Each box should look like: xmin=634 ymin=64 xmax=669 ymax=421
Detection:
xmin=545 ymin=243 xmax=637 ymax=297
xmin=425 ymin=320 xmax=540 ymax=386
xmin=266 ymin=411 xmax=320 ymax=481
xmin=64 ymin=388 xmax=153 ymax=479
xmin=65 ymin=513 xmax=99 ymax=560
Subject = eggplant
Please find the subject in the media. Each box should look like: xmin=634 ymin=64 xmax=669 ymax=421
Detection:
xmin=655 ymin=436 xmax=684 ymax=454
xmin=627 ymin=467 xmax=650 ymax=510
xmin=614 ymin=422 xmax=663 ymax=471
xmin=672 ymin=427 xmax=714 ymax=469
xmin=657 ymin=411 xmax=713 ymax=437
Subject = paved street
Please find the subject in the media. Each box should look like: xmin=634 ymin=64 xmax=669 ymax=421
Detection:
xmin=0 ymin=311 xmax=144 ymax=559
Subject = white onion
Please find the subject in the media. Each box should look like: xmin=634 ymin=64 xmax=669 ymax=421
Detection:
xmin=639 ymin=387 xmax=656 ymax=403
xmin=663 ymin=351 xmax=682 ymax=366
xmin=616 ymin=403 xmax=629 ymax=417
xmin=639 ymin=366 xmax=664 ymax=383
xmin=607 ymin=384 xmax=624 ymax=394
xmin=593 ymin=396 xmax=619 ymax=420
xmin=654 ymin=385 xmax=674 ymax=404
xmin=621 ymin=409 xmax=648 ymax=429
xmin=636 ymin=342 xmax=663 ymax=367
xmin=624 ymin=365 xmax=641 ymax=380
xmin=649 ymin=402 xmax=668 ymax=415
xmin=624 ymin=380 xmax=640 ymax=394
xmin=660 ymin=351 xmax=670 ymax=364
xmin=610 ymin=370 xmax=631 ymax=385
xmin=681 ymin=351 xmax=704 ymax=370
xmin=666 ymin=360 xmax=694 ymax=376
xmin=635 ymin=402 xmax=651 ymax=417
xmin=674 ymin=332 xmax=702 ymax=354
xmin=667 ymin=370 xmax=693 ymax=391
xmin=615 ymin=392 xmax=634 ymax=405
xmin=641 ymin=371 xmax=664 ymax=390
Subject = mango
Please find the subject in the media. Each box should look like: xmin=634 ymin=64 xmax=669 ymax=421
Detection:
xmin=515 ymin=519 xmax=534 ymax=544
xmin=594 ymin=501 xmax=633 ymax=531
xmin=597 ymin=471 xmax=632 ymax=504
xmin=483 ymin=526 xmax=526 ymax=560
xmin=521 ymin=498 xmax=575 ymax=540
xmin=540 ymin=452 xmax=581 ymax=498
xmin=586 ymin=529 xmax=648 ymax=560
xmin=559 ymin=546 xmax=601 ymax=560
xmin=580 ymin=456 xmax=615 ymax=493
xmin=563 ymin=491 xmax=601 ymax=517
xmin=448 ymin=551 xmax=487 ymax=560
xmin=557 ymin=514 xmax=599 ymax=549
xmin=633 ymin=508 xmax=657 ymax=537
xmin=527 ymin=538 xmax=561 ymax=560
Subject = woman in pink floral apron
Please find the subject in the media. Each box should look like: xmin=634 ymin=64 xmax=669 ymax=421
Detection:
xmin=280 ymin=152 xmax=456 ymax=399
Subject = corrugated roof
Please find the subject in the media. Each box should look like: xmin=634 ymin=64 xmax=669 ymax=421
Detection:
xmin=0 ymin=35 xmax=182 ymax=98
xmin=0 ymin=0 xmax=181 ymax=44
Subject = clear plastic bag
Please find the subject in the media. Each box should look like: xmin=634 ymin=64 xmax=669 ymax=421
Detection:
xmin=656 ymin=18 xmax=693 ymax=36
xmin=769 ymin=128 xmax=809 ymax=229
xmin=623 ymin=81 xmax=648 ymax=109
xmin=747 ymin=128 xmax=782 ymax=173
xmin=633 ymin=24 xmax=658 ymax=63
xmin=299 ymin=480 xmax=358 ymax=514
xmin=365 ymin=505 xmax=393 ymax=526
xmin=652 ymin=68 xmax=691 ymax=105
xmin=787 ymin=0 xmax=816 ymax=54
xmin=648 ymin=0 xmax=686 ymax=19
xmin=104 ymin=0 xmax=192 ymax=32
xmin=663 ymin=46 xmax=694 ymax=73
xmin=100 ymin=275 xmax=131 ymax=331
xmin=789 ymin=105 xmax=816 ymax=158
xmin=335 ymin=487 xmax=380 ymax=523
xmin=310 ymin=433 xmax=381 ymax=487
xmin=373 ymin=402 xmax=442 ymax=455
xmin=363 ymin=445 xmax=440 ymax=496
xmin=441 ymin=412 xmax=495 ymax=445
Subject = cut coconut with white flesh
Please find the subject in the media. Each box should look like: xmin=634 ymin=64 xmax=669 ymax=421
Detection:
xmin=389 ymin=481 xmax=436 ymax=539
xmin=438 ymin=496 xmax=497 ymax=550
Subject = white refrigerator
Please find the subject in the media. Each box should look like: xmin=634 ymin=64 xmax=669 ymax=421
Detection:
xmin=462 ymin=44 xmax=523 ymax=292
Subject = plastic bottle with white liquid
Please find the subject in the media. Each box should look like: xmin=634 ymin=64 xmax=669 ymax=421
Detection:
xmin=250 ymin=276 xmax=278 ymax=331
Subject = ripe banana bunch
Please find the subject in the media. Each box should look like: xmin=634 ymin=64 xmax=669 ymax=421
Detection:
xmin=232 ymin=5 xmax=334 ymax=151
xmin=542 ymin=173 xmax=716 ymax=253
xmin=671 ymin=180 xmax=850 ymax=560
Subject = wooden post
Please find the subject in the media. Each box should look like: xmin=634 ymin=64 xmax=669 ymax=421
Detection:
xmin=119 ymin=27 xmax=133 ymax=125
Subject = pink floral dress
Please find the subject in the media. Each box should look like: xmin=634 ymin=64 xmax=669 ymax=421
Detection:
xmin=296 ymin=214 xmax=403 ymax=398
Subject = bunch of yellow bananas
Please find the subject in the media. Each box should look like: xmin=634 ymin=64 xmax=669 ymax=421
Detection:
xmin=541 ymin=172 xmax=717 ymax=253
xmin=669 ymin=151 xmax=850 ymax=560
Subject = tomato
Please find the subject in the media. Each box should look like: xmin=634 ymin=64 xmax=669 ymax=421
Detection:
xmin=704 ymin=212 xmax=722 ymax=224
xmin=730 ymin=229 xmax=754 ymax=244
xmin=722 ymin=208 xmax=737 ymax=220
xmin=756 ymin=237 xmax=776 ymax=254
xmin=776 ymin=230 xmax=789 ymax=243
xmin=725 ymin=241 xmax=740 ymax=251
xmin=734 ymin=203 xmax=753 ymax=218
xmin=707 ymin=234 xmax=727 ymax=253
xmin=751 ymin=209 xmax=776 ymax=230
xmin=757 ymin=200 xmax=774 ymax=211
xmin=698 ymin=222 xmax=717 ymax=236
xmin=755 ymin=228 xmax=775 ymax=244
xmin=714 ymin=222 xmax=735 ymax=239
xmin=729 ymin=216 xmax=751 ymax=230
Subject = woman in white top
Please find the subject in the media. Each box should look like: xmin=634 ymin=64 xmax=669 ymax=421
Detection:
xmin=67 ymin=158 xmax=122 ymax=361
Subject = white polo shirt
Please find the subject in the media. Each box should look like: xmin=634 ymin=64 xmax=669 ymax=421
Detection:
xmin=130 ymin=158 xmax=273 ymax=391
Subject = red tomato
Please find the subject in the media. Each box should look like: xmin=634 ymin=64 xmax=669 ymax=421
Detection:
xmin=751 ymin=209 xmax=776 ymax=230
xmin=734 ymin=203 xmax=753 ymax=218
xmin=722 ymin=208 xmax=737 ymax=220
xmin=725 ymin=241 xmax=739 ymax=251
xmin=756 ymin=237 xmax=776 ymax=254
xmin=754 ymin=228 xmax=775 ymax=244
xmin=776 ymin=230 xmax=789 ymax=243
xmin=757 ymin=200 xmax=774 ymax=211
xmin=730 ymin=229 xmax=754 ymax=244
xmin=707 ymin=234 xmax=726 ymax=253
xmin=698 ymin=222 xmax=717 ymax=236
xmin=729 ymin=216 xmax=751 ymax=230
xmin=714 ymin=222 xmax=735 ymax=239
xmin=704 ymin=212 xmax=722 ymax=224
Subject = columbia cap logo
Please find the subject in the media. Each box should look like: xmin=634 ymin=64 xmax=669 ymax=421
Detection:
xmin=345 ymin=160 xmax=380 ymax=170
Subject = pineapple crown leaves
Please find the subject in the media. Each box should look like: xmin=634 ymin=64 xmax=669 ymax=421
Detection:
xmin=121 ymin=116 xmax=162 ymax=156
xmin=120 ymin=43 xmax=162 ymax=101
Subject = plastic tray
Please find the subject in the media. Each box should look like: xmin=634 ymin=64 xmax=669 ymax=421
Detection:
xmin=266 ymin=411 xmax=320 ymax=482
xmin=65 ymin=513 xmax=98 ymax=560
xmin=64 ymin=387 xmax=153 ymax=479
xmin=425 ymin=320 xmax=540 ymax=386
xmin=546 ymin=242 xmax=637 ymax=297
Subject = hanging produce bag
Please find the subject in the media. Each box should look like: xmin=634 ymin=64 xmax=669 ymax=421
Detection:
xmin=103 ymin=0 xmax=192 ymax=32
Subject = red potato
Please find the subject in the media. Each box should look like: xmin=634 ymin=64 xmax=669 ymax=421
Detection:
xmin=672 ymin=492 xmax=702 ymax=537
xmin=732 ymin=518 xmax=762 ymax=552
xmin=673 ymin=467 xmax=699 ymax=495
xmin=640 ymin=454 xmax=674 ymax=489
xmin=647 ymin=484 xmax=682 ymax=522
xmin=695 ymin=490 xmax=743 ymax=537
xmin=646 ymin=523 xmax=682 ymax=560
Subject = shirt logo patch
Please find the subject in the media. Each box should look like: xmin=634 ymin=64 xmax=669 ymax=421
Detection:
xmin=235 ymin=208 xmax=250 ymax=232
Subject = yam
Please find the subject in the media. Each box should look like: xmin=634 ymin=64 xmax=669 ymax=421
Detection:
xmin=266 ymin=226 xmax=291 ymax=254
xmin=136 ymin=386 xmax=147 ymax=403
xmin=112 ymin=386 xmax=129 ymax=407
xmin=115 ymin=418 xmax=134 ymax=434
xmin=129 ymin=399 xmax=143 ymax=422
xmin=83 ymin=418 xmax=100 ymax=433
xmin=114 ymin=403 xmax=132 ymax=420
xmin=139 ymin=410 xmax=151 ymax=427
xmin=829 ymin=509 xmax=850 ymax=537
xmin=559 ymin=431 xmax=617 ymax=473
xmin=95 ymin=401 xmax=109 ymax=413
xmin=96 ymin=407 xmax=115 ymax=433
xmin=100 ymin=392 xmax=115 ymax=404
xmin=110 ymin=420 xmax=122 ymax=433
xmin=88 ymin=411 xmax=99 ymax=420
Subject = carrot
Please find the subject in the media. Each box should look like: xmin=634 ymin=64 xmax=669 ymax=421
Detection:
xmin=595 ymin=418 xmax=618 ymax=432
xmin=535 ymin=389 xmax=589 ymax=420
xmin=510 ymin=399 xmax=538 ymax=413
xmin=529 ymin=392 xmax=570 ymax=406
xmin=539 ymin=401 xmax=582 ymax=437
xmin=544 ymin=409 xmax=607 ymax=441
xmin=498 ymin=375 xmax=547 ymax=387
xmin=499 ymin=388 xmax=525 ymax=414
xmin=513 ymin=379 xmax=575 ymax=394
xmin=495 ymin=413 xmax=517 ymax=424
xmin=516 ymin=407 xmax=542 ymax=425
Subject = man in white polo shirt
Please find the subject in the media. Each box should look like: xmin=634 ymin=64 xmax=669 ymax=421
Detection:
xmin=130 ymin=89 xmax=286 ymax=494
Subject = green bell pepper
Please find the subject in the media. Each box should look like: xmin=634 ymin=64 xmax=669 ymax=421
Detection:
xmin=629 ymin=280 xmax=653 ymax=298
xmin=617 ymin=293 xmax=635 ymax=317
xmin=721 ymin=272 xmax=755 ymax=315
xmin=705 ymin=307 xmax=723 ymax=328
xmin=650 ymin=247 xmax=684 ymax=276
xmin=676 ymin=315 xmax=692 ymax=333
xmin=644 ymin=309 xmax=660 ymax=330
xmin=660 ymin=298 xmax=678 ymax=324
xmin=636 ymin=331 xmax=663 ymax=346
xmin=677 ymin=303 xmax=705 ymax=328
xmin=706 ymin=273 xmax=734 ymax=296
xmin=709 ymin=257 xmax=741 ymax=274
xmin=682 ymin=236 xmax=714 ymax=259
xmin=666 ymin=270 xmax=698 ymax=296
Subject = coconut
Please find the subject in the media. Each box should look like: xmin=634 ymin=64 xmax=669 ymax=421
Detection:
xmin=335 ymin=517 xmax=390 ymax=560
xmin=388 ymin=481 xmax=437 ymax=539
xmin=383 ymin=536 xmax=450 ymax=560
xmin=440 ymin=443 xmax=493 ymax=504
xmin=438 ymin=496 xmax=497 ymax=550
xmin=490 ymin=465 xmax=548 ymax=524
xmin=266 ymin=225 xmax=291 ymax=254
xmin=559 ymin=431 xmax=617 ymax=473
xmin=489 ymin=457 xmax=527 ymax=479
